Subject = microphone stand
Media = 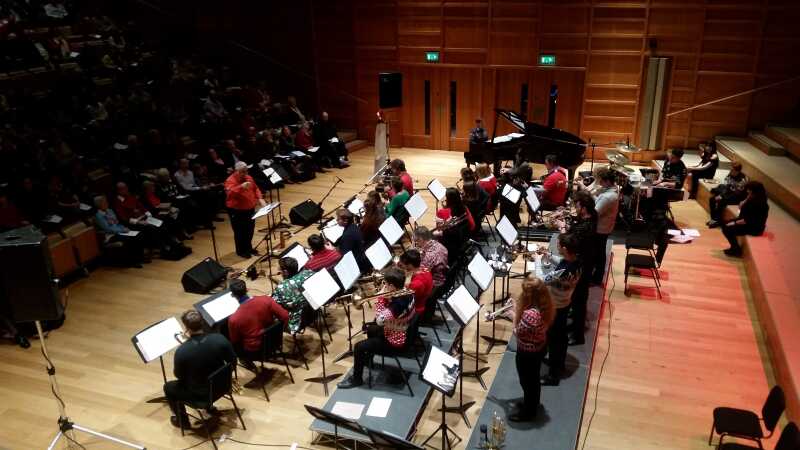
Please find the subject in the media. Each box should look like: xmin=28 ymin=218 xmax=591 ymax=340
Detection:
xmin=316 ymin=178 xmax=343 ymax=228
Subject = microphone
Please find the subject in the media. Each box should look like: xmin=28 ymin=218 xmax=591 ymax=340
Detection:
xmin=335 ymin=176 xmax=344 ymax=184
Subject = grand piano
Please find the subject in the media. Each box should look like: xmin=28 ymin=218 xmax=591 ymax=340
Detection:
xmin=465 ymin=108 xmax=587 ymax=173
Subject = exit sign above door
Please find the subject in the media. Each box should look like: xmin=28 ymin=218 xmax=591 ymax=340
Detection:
xmin=539 ymin=54 xmax=556 ymax=66
xmin=425 ymin=51 xmax=440 ymax=63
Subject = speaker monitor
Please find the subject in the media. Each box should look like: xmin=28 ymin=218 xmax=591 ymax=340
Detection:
xmin=181 ymin=257 xmax=227 ymax=294
xmin=290 ymin=199 xmax=323 ymax=226
xmin=0 ymin=226 xmax=62 ymax=322
xmin=379 ymin=72 xmax=402 ymax=109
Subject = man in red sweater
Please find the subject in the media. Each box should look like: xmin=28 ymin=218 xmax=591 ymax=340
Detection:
xmin=539 ymin=154 xmax=567 ymax=210
xmin=304 ymin=234 xmax=341 ymax=271
xmin=388 ymin=159 xmax=414 ymax=198
xmin=225 ymin=161 xmax=266 ymax=258
xmin=227 ymin=279 xmax=289 ymax=372
xmin=398 ymin=249 xmax=433 ymax=315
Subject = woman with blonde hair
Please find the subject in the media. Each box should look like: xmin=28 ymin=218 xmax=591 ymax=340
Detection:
xmin=504 ymin=275 xmax=554 ymax=422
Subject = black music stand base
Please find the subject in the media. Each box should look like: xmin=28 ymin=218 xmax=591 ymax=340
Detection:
xmin=305 ymin=312 xmax=342 ymax=396
xmin=145 ymin=356 xmax=169 ymax=404
xmin=422 ymin=395 xmax=463 ymax=450
xmin=438 ymin=330 xmax=475 ymax=427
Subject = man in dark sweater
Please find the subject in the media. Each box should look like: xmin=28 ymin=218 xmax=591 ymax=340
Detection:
xmin=164 ymin=310 xmax=236 ymax=428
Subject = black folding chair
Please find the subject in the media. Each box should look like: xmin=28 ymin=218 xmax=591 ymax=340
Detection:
xmin=718 ymin=422 xmax=799 ymax=450
xmin=177 ymin=361 xmax=246 ymax=450
xmin=248 ymin=320 xmax=295 ymax=401
xmin=368 ymin=315 xmax=423 ymax=397
xmin=290 ymin=304 xmax=319 ymax=370
xmin=709 ymin=385 xmax=786 ymax=448
xmin=624 ymin=235 xmax=668 ymax=299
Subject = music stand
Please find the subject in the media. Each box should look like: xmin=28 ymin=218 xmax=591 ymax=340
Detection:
xmin=427 ymin=179 xmax=446 ymax=212
xmin=132 ymin=317 xmax=184 ymax=404
xmin=193 ymin=289 xmax=239 ymax=327
xmin=305 ymin=404 xmax=366 ymax=449
xmin=403 ymin=192 xmax=428 ymax=223
xmin=378 ymin=216 xmax=405 ymax=247
xmin=321 ymin=218 xmax=345 ymax=245
xmin=366 ymin=238 xmax=393 ymax=271
xmin=302 ymin=268 xmax=344 ymax=395
xmin=332 ymin=251 xmax=364 ymax=363
xmin=363 ymin=427 xmax=425 ymax=450
xmin=279 ymin=242 xmax=311 ymax=270
xmin=419 ymin=345 xmax=463 ymax=450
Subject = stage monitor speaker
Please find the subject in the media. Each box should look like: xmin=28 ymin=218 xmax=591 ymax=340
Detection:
xmin=290 ymin=200 xmax=323 ymax=226
xmin=0 ymin=226 xmax=62 ymax=322
xmin=181 ymin=257 xmax=227 ymax=294
xmin=379 ymin=72 xmax=402 ymax=109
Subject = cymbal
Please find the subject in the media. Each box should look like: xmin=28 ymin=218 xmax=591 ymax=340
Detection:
xmin=617 ymin=142 xmax=640 ymax=152
xmin=605 ymin=150 xmax=630 ymax=166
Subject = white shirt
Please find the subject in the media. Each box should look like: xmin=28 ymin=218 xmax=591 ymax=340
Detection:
xmin=592 ymin=185 xmax=619 ymax=235
xmin=174 ymin=170 xmax=199 ymax=191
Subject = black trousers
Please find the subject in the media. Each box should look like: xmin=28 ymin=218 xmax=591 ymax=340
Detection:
xmin=228 ymin=208 xmax=255 ymax=256
xmin=109 ymin=234 xmax=144 ymax=266
xmin=234 ymin=343 xmax=262 ymax=364
xmin=164 ymin=380 xmax=204 ymax=418
xmin=352 ymin=324 xmax=392 ymax=381
xmin=591 ymin=234 xmax=609 ymax=284
xmin=547 ymin=306 xmax=569 ymax=378
xmin=709 ymin=194 xmax=741 ymax=222
xmin=569 ymin=272 xmax=591 ymax=338
xmin=721 ymin=223 xmax=751 ymax=251
xmin=516 ymin=349 xmax=545 ymax=415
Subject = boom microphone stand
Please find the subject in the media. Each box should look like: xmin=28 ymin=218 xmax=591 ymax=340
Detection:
xmin=37 ymin=321 xmax=145 ymax=450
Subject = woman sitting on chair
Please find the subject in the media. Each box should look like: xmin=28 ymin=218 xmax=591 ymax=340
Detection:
xmin=721 ymin=181 xmax=769 ymax=257
xmin=434 ymin=188 xmax=475 ymax=265
xmin=338 ymin=267 xmax=415 ymax=389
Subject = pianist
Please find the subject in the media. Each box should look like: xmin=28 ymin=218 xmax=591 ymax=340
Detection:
xmin=469 ymin=118 xmax=488 ymax=145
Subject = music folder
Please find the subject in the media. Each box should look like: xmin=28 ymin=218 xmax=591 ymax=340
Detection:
xmin=334 ymin=251 xmax=360 ymax=292
xmin=366 ymin=238 xmax=393 ymax=271
xmin=420 ymin=345 xmax=460 ymax=397
xmin=132 ymin=317 xmax=185 ymax=363
xmin=252 ymin=202 xmax=280 ymax=220
xmin=467 ymin=252 xmax=494 ymax=291
xmin=495 ymin=215 xmax=518 ymax=246
xmin=443 ymin=284 xmax=479 ymax=327
xmin=346 ymin=197 xmax=365 ymax=217
xmin=301 ymin=268 xmax=341 ymax=310
xmin=280 ymin=242 xmax=311 ymax=269
xmin=379 ymin=216 xmax=404 ymax=246
xmin=322 ymin=219 xmax=345 ymax=244
xmin=427 ymin=179 xmax=446 ymax=202
xmin=194 ymin=290 xmax=240 ymax=326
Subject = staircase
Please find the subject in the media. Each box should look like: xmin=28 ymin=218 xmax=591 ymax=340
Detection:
xmin=340 ymin=130 xmax=368 ymax=153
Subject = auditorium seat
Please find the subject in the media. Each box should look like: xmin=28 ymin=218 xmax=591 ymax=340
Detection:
xmin=47 ymin=233 xmax=79 ymax=278
xmin=63 ymin=222 xmax=101 ymax=267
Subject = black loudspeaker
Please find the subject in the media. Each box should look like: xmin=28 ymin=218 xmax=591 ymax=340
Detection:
xmin=289 ymin=199 xmax=323 ymax=226
xmin=0 ymin=226 xmax=62 ymax=322
xmin=379 ymin=72 xmax=402 ymax=109
xmin=181 ymin=257 xmax=227 ymax=294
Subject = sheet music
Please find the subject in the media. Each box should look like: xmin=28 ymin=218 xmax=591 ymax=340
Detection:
xmin=79 ymin=203 xmax=91 ymax=211
xmin=330 ymin=137 xmax=340 ymax=143
xmin=134 ymin=317 xmax=184 ymax=363
xmin=301 ymin=269 xmax=340 ymax=310
xmin=379 ymin=216 xmax=404 ymax=246
xmin=404 ymin=193 xmax=428 ymax=221
xmin=263 ymin=167 xmax=275 ymax=177
xmin=446 ymin=285 xmax=479 ymax=325
xmin=202 ymin=292 xmax=240 ymax=323
xmin=145 ymin=216 xmax=163 ymax=227
xmin=422 ymin=346 xmax=460 ymax=394
xmin=307 ymin=146 xmax=320 ymax=153
xmin=347 ymin=198 xmax=365 ymax=216
xmin=366 ymin=397 xmax=392 ymax=418
xmin=331 ymin=401 xmax=364 ymax=420
xmin=252 ymin=202 xmax=280 ymax=220
xmin=492 ymin=132 xmax=524 ymax=144
xmin=496 ymin=215 xmax=518 ymax=246
xmin=322 ymin=220 xmax=345 ymax=244
xmin=284 ymin=244 xmax=310 ymax=269
xmin=269 ymin=171 xmax=283 ymax=184
xmin=44 ymin=214 xmax=63 ymax=224
xmin=120 ymin=230 xmax=140 ymax=237
xmin=525 ymin=186 xmax=540 ymax=212
xmin=291 ymin=150 xmax=307 ymax=158
xmin=502 ymin=184 xmax=522 ymax=204
xmin=334 ymin=251 xmax=360 ymax=291
xmin=427 ymin=179 xmax=446 ymax=201
xmin=468 ymin=252 xmax=494 ymax=291
xmin=366 ymin=239 xmax=392 ymax=271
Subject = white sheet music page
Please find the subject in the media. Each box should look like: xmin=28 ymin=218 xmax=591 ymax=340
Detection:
xmin=468 ymin=252 xmax=494 ymax=291
xmin=422 ymin=345 xmax=460 ymax=393
xmin=446 ymin=284 xmax=479 ymax=325
xmin=203 ymin=292 xmax=240 ymax=323
xmin=496 ymin=215 xmax=518 ymax=246
xmin=347 ymin=197 xmax=365 ymax=216
xmin=135 ymin=317 xmax=184 ymax=363
xmin=379 ymin=216 xmax=404 ymax=246
xmin=427 ymin=179 xmax=446 ymax=201
xmin=334 ymin=251 xmax=360 ymax=291
xmin=263 ymin=167 xmax=275 ymax=177
xmin=525 ymin=186 xmax=540 ymax=212
xmin=252 ymin=202 xmax=279 ymax=220
xmin=366 ymin=239 xmax=392 ymax=271
xmin=284 ymin=244 xmax=310 ymax=269
xmin=302 ymin=269 xmax=340 ymax=310
xmin=502 ymin=184 xmax=521 ymax=204
xmin=404 ymin=193 xmax=428 ymax=221
xmin=322 ymin=221 xmax=345 ymax=244
xmin=331 ymin=401 xmax=364 ymax=420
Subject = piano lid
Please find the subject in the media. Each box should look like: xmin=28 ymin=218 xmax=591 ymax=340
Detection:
xmin=494 ymin=108 xmax=586 ymax=147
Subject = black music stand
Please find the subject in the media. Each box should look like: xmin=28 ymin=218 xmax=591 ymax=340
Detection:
xmin=482 ymin=216 xmax=517 ymax=353
xmin=304 ymin=404 xmax=365 ymax=449
xmin=441 ymin=284 xmax=482 ymax=426
xmin=419 ymin=345 xmax=463 ymax=450
xmin=302 ymin=268 xmax=344 ymax=395
xmin=427 ymin=179 xmax=446 ymax=213
xmin=331 ymin=251 xmax=364 ymax=363
xmin=364 ymin=427 xmax=425 ymax=450
xmin=132 ymin=317 xmax=185 ymax=404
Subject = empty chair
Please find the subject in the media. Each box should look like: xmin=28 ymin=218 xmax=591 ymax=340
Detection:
xmin=718 ymin=422 xmax=798 ymax=450
xmin=624 ymin=236 xmax=668 ymax=299
xmin=709 ymin=385 xmax=785 ymax=448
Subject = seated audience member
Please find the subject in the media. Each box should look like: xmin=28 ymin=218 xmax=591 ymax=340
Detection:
xmin=204 ymin=90 xmax=228 ymax=124
xmin=295 ymin=121 xmax=314 ymax=150
xmin=537 ymin=154 xmax=568 ymax=210
xmin=413 ymin=226 xmax=448 ymax=288
xmin=721 ymin=181 xmax=769 ymax=257
xmin=284 ymin=96 xmax=306 ymax=126
xmin=226 ymin=279 xmax=288 ymax=372
xmin=435 ymin=188 xmax=475 ymax=265
xmin=707 ymin=162 xmax=748 ymax=228
xmin=338 ymin=267 xmax=415 ymax=389
xmin=223 ymin=139 xmax=244 ymax=165
xmin=93 ymin=195 xmax=145 ymax=267
xmin=156 ymin=168 xmax=208 ymax=231
xmin=313 ymin=111 xmax=349 ymax=168
xmin=305 ymin=234 xmax=342 ymax=271
xmin=113 ymin=181 xmax=180 ymax=253
xmin=687 ymin=142 xmax=719 ymax=199
xmin=206 ymin=148 xmax=233 ymax=183
xmin=0 ymin=191 xmax=29 ymax=231
xmin=476 ymin=163 xmax=498 ymax=213
xmin=141 ymin=180 xmax=191 ymax=241
xmin=385 ymin=177 xmax=410 ymax=217
xmin=46 ymin=175 xmax=83 ymax=223
xmin=359 ymin=191 xmax=386 ymax=246
xmin=398 ymin=249 xmax=433 ymax=315
xmin=163 ymin=310 xmax=236 ymax=428
xmin=388 ymin=159 xmax=413 ymax=197
xmin=174 ymin=158 xmax=223 ymax=224
xmin=655 ymin=148 xmax=687 ymax=189
xmin=272 ymin=257 xmax=315 ymax=334
xmin=337 ymin=209 xmax=368 ymax=272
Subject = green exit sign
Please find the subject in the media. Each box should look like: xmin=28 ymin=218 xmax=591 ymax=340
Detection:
xmin=539 ymin=54 xmax=556 ymax=66
xmin=425 ymin=51 xmax=440 ymax=63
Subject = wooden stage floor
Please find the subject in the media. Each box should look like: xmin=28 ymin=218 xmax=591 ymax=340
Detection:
xmin=0 ymin=148 xmax=777 ymax=449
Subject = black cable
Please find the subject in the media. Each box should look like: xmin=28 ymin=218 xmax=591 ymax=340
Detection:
xmin=178 ymin=438 xmax=212 ymax=450
xmin=62 ymin=431 xmax=88 ymax=450
xmin=580 ymin=264 xmax=616 ymax=450
xmin=40 ymin=345 xmax=67 ymax=411
xmin=226 ymin=437 xmax=316 ymax=449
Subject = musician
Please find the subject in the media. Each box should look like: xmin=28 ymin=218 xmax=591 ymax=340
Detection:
xmin=227 ymin=279 xmax=288 ymax=372
xmin=539 ymin=233 xmax=581 ymax=386
xmin=537 ymin=154 xmax=568 ymax=210
xmin=272 ymin=257 xmax=315 ymax=334
xmin=655 ymin=148 xmax=687 ymax=189
xmin=469 ymin=118 xmax=488 ymax=145
xmin=398 ymin=249 xmax=433 ymax=315
xmin=462 ymin=179 xmax=489 ymax=235
xmin=305 ymin=234 xmax=342 ymax=271
xmin=360 ymin=191 xmax=386 ymax=246
xmin=225 ymin=161 xmax=266 ymax=258
xmin=388 ymin=159 xmax=414 ymax=197
xmin=496 ymin=276 xmax=554 ymax=422
xmin=476 ymin=163 xmax=498 ymax=213
xmin=721 ymin=181 xmax=769 ymax=257
xmin=707 ymin=162 xmax=748 ymax=228
xmin=567 ymin=192 xmax=597 ymax=346
xmin=435 ymin=188 xmax=474 ymax=265
xmin=385 ymin=177 xmax=410 ymax=217
xmin=687 ymin=142 xmax=719 ymax=199
xmin=337 ymin=209 xmax=369 ymax=271
xmin=576 ymin=167 xmax=619 ymax=284
xmin=164 ymin=310 xmax=236 ymax=428
xmin=498 ymin=164 xmax=530 ymax=225
xmin=413 ymin=226 xmax=448 ymax=287
xmin=337 ymin=267 xmax=415 ymax=389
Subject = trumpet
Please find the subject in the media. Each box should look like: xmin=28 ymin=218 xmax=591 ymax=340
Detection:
xmin=433 ymin=213 xmax=468 ymax=232
xmin=484 ymin=298 xmax=514 ymax=321
xmin=354 ymin=288 xmax=415 ymax=306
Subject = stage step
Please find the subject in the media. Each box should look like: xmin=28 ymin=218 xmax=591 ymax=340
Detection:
xmin=715 ymin=136 xmax=800 ymax=221
xmin=748 ymin=131 xmax=786 ymax=156
xmin=340 ymin=130 xmax=358 ymax=143
xmin=765 ymin=125 xmax=800 ymax=162
xmin=346 ymin=139 xmax=369 ymax=153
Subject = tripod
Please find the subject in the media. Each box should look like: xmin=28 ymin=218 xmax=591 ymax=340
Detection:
xmin=422 ymin=393 xmax=463 ymax=450
xmin=305 ymin=309 xmax=342 ymax=396
xmin=37 ymin=321 xmax=145 ymax=450
xmin=438 ymin=327 xmax=474 ymax=427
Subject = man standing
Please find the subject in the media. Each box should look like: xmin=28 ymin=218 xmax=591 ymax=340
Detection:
xmin=227 ymin=279 xmax=288 ymax=372
xmin=589 ymin=168 xmax=618 ymax=284
xmin=164 ymin=310 xmax=236 ymax=428
xmin=225 ymin=161 xmax=265 ymax=258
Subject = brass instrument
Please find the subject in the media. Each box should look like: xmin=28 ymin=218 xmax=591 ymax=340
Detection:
xmin=354 ymin=288 xmax=414 ymax=306
xmin=484 ymin=298 xmax=514 ymax=322
xmin=433 ymin=213 xmax=468 ymax=232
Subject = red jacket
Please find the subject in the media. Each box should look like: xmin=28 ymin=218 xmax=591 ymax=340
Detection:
xmin=227 ymin=296 xmax=289 ymax=352
xmin=113 ymin=194 xmax=147 ymax=223
xmin=408 ymin=269 xmax=433 ymax=314
xmin=542 ymin=168 xmax=567 ymax=207
xmin=304 ymin=247 xmax=342 ymax=271
xmin=436 ymin=207 xmax=475 ymax=232
xmin=224 ymin=173 xmax=263 ymax=210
